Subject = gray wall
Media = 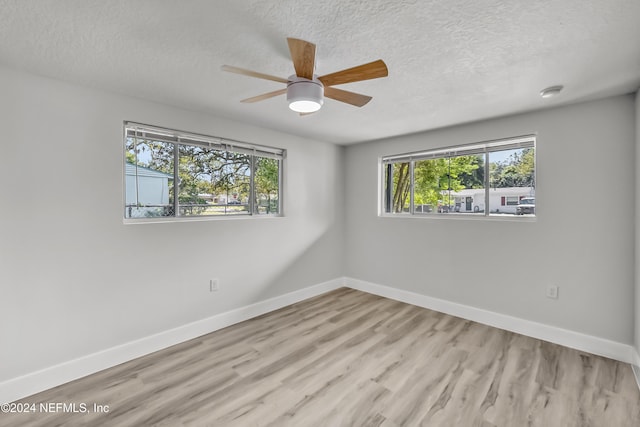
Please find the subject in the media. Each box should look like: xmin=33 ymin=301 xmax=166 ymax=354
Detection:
xmin=636 ymin=91 xmax=640 ymax=361
xmin=345 ymin=95 xmax=636 ymax=344
xmin=0 ymin=65 xmax=344 ymax=382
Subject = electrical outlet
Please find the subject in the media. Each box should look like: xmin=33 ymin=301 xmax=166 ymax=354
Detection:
xmin=546 ymin=285 xmax=559 ymax=299
xmin=210 ymin=278 xmax=219 ymax=292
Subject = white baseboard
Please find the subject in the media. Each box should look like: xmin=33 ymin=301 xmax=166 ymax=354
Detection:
xmin=0 ymin=278 xmax=343 ymax=404
xmin=633 ymin=348 xmax=640 ymax=392
xmin=344 ymin=277 xmax=635 ymax=364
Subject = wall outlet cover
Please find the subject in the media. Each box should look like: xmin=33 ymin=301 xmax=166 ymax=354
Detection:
xmin=546 ymin=285 xmax=559 ymax=299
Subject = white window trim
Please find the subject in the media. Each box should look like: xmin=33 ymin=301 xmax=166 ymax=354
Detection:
xmin=379 ymin=134 xmax=536 ymax=220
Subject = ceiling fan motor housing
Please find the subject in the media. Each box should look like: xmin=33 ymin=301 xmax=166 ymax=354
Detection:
xmin=287 ymin=76 xmax=324 ymax=112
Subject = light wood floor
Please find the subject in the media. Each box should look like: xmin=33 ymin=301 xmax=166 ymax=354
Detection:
xmin=4 ymin=288 xmax=640 ymax=426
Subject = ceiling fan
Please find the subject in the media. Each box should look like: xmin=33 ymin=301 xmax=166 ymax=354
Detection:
xmin=221 ymin=38 xmax=388 ymax=114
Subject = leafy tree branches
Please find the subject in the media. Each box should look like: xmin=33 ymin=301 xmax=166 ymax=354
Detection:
xmin=490 ymin=148 xmax=535 ymax=188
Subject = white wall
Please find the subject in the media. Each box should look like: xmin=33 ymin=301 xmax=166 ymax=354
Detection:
xmin=345 ymin=95 xmax=636 ymax=345
xmin=0 ymin=65 xmax=344 ymax=384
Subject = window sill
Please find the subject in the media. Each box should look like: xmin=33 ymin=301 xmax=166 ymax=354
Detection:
xmin=378 ymin=213 xmax=537 ymax=222
xmin=123 ymin=214 xmax=283 ymax=225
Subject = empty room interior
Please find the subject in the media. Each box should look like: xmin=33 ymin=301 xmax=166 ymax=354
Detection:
xmin=2 ymin=1 xmax=640 ymax=426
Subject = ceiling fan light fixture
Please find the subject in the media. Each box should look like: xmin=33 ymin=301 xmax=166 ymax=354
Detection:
xmin=289 ymin=99 xmax=322 ymax=113
xmin=287 ymin=78 xmax=323 ymax=113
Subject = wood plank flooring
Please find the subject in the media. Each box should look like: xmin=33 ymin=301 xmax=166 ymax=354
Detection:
xmin=4 ymin=288 xmax=640 ymax=426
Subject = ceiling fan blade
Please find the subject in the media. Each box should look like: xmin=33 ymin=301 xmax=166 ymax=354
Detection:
xmin=240 ymin=88 xmax=287 ymax=103
xmin=324 ymin=87 xmax=372 ymax=107
xmin=318 ymin=59 xmax=388 ymax=87
xmin=221 ymin=65 xmax=288 ymax=84
xmin=287 ymin=38 xmax=316 ymax=80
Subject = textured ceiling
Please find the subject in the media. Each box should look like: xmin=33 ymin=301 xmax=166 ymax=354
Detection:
xmin=1 ymin=0 xmax=639 ymax=144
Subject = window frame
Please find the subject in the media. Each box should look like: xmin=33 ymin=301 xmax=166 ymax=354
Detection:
xmin=123 ymin=122 xmax=285 ymax=222
xmin=380 ymin=135 xmax=536 ymax=219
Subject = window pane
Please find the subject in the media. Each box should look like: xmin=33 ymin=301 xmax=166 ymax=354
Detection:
xmin=488 ymin=147 xmax=535 ymax=215
xmin=414 ymin=158 xmax=445 ymax=214
xmin=385 ymin=162 xmax=410 ymax=213
xmin=179 ymin=148 xmax=251 ymax=216
xmin=217 ymin=151 xmax=251 ymax=215
xmin=177 ymin=145 xmax=220 ymax=216
xmin=414 ymin=154 xmax=485 ymax=214
xmin=254 ymin=156 xmax=280 ymax=215
xmin=125 ymin=138 xmax=175 ymax=218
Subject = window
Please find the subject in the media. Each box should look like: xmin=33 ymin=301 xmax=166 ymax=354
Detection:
xmin=505 ymin=196 xmax=519 ymax=206
xmin=124 ymin=122 xmax=284 ymax=220
xmin=382 ymin=135 xmax=535 ymax=217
